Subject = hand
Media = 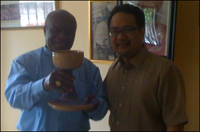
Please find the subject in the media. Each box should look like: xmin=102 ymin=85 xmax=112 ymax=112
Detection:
xmin=84 ymin=94 xmax=99 ymax=112
xmin=43 ymin=69 xmax=75 ymax=93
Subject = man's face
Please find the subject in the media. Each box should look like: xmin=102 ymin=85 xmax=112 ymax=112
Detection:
xmin=109 ymin=12 xmax=145 ymax=58
xmin=44 ymin=15 xmax=76 ymax=52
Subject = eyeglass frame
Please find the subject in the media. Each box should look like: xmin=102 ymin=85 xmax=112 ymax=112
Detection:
xmin=108 ymin=27 xmax=139 ymax=37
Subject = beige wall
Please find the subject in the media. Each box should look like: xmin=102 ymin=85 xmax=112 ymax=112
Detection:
xmin=1 ymin=1 xmax=199 ymax=131
xmin=174 ymin=1 xmax=199 ymax=131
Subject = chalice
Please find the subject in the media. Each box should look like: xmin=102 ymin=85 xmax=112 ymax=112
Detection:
xmin=48 ymin=50 xmax=96 ymax=111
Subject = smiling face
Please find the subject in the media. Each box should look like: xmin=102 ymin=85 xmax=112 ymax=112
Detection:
xmin=109 ymin=12 xmax=145 ymax=59
xmin=44 ymin=10 xmax=77 ymax=52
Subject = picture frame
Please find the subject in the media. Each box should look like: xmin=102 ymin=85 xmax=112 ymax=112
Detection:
xmin=90 ymin=1 xmax=177 ymax=62
xmin=90 ymin=1 xmax=119 ymax=64
xmin=122 ymin=1 xmax=177 ymax=60
xmin=1 ymin=1 xmax=59 ymax=30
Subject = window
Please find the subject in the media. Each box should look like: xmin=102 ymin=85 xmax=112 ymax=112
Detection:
xmin=19 ymin=1 xmax=55 ymax=26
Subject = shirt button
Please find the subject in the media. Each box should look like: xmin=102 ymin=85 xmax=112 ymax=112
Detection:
xmin=122 ymin=86 xmax=125 ymax=90
xmin=119 ymin=103 xmax=122 ymax=107
xmin=117 ymin=122 xmax=120 ymax=125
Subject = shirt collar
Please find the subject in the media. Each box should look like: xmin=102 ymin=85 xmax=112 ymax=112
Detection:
xmin=113 ymin=45 xmax=149 ymax=70
xmin=44 ymin=45 xmax=52 ymax=57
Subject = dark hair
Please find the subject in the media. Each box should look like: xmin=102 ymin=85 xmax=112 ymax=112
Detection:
xmin=107 ymin=4 xmax=145 ymax=30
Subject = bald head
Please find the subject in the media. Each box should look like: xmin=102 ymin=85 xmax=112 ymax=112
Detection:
xmin=44 ymin=9 xmax=77 ymax=51
xmin=45 ymin=9 xmax=76 ymax=29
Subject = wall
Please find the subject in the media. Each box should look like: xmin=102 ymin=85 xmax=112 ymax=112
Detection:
xmin=1 ymin=1 xmax=199 ymax=131
xmin=174 ymin=1 xmax=199 ymax=131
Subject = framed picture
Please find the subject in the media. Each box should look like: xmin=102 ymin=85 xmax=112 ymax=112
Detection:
xmin=122 ymin=1 xmax=177 ymax=60
xmin=90 ymin=1 xmax=177 ymax=62
xmin=1 ymin=1 xmax=59 ymax=30
xmin=90 ymin=1 xmax=119 ymax=64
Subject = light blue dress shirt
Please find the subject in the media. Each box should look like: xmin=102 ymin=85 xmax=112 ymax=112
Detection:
xmin=5 ymin=46 xmax=108 ymax=131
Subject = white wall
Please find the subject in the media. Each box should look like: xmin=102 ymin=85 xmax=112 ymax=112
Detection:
xmin=1 ymin=1 xmax=110 ymax=131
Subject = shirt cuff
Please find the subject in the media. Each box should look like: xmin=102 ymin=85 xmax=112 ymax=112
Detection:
xmin=31 ymin=78 xmax=49 ymax=100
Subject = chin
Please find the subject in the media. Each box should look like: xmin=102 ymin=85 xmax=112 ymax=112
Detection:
xmin=53 ymin=47 xmax=68 ymax=51
xmin=118 ymin=52 xmax=128 ymax=57
xmin=119 ymin=50 xmax=133 ymax=58
xmin=117 ymin=49 xmax=128 ymax=55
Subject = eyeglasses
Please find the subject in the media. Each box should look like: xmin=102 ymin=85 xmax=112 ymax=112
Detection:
xmin=109 ymin=27 xmax=139 ymax=37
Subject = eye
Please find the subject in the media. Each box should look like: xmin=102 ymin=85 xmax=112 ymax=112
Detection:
xmin=65 ymin=31 xmax=72 ymax=36
xmin=111 ymin=30 xmax=118 ymax=34
xmin=50 ymin=27 xmax=60 ymax=34
xmin=122 ymin=28 xmax=133 ymax=34
xmin=110 ymin=28 xmax=119 ymax=35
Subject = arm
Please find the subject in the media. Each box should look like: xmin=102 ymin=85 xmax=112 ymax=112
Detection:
xmin=158 ymin=63 xmax=189 ymax=129
xmin=5 ymin=59 xmax=48 ymax=110
xmin=84 ymin=66 xmax=108 ymax=120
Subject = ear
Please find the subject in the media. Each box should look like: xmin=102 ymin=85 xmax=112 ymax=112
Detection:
xmin=141 ymin=27 xmax=145 ymax=36
xmin=139 ymin=27 xmax=145 ymax=41
xmin=43 ymin=26 xmax=46 ymax=36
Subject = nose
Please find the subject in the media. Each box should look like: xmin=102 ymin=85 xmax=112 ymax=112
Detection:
xmin=54 ymin=31 xmax=68 ymax=44
xmin=57 ymin=31 xmax=66 ymax=38
xmin=117 ymin=31 xmax=127 ymax=39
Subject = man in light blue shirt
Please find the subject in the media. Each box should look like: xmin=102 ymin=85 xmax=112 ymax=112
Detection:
xmin=5 ymin=9 xmax=108 ymax=131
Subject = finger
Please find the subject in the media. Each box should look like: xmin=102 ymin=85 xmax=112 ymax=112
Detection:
xmin=51 ymin=70 xmax=75 ymax=92
xmin=57 ymin=70 xmax=75 ymax=80
xmin=52 ymin=70 xmax=75 ymax=85
xmin=62 ymin=79 xmax=74 ymax=88
xmin=60 ymin=86 xmax=73 ymax=94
